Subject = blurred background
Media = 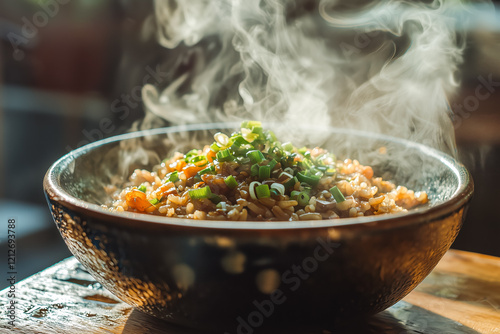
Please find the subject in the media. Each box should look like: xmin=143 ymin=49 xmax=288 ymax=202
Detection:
xmin=0 ymin=0 xmax=499 ymax=288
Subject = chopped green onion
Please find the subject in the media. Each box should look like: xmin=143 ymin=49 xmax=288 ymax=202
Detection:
xmin=224 ymin=175 xmax=238 ymax=189
xmin=270 ymin=189 xmax=280 ymax=197
xmin=266 ymin=130 xmax=277 ymax=142
xmin=251 ymin=163 xmax=260 ymax=177
xmin=290 ymin=190 xmax=301 ymax=199
xmin=184 ymin=149 xmax=199 ymax=160
xmin=231 ymin=136 xmax=249 ymax=147
xmin=296 ymin=172 xmax=320 ymax=187
xmin=214 ymin=132 xmax=230 ymax=147
xmin=217 ymin=201 xmax=227 ymax=211
xmin=268 ymin=159 xmax=277 ymax=170
xmin=249 ymin=181 xmax=261 ymax=200
xmin=256 ymin=184 xmax=271 ymax=198
xmin=284 ymin=167 xmax=295 ymax=175
xmin=330 ymin=186 xmax=345 ymax=203
xmin=189 ymin=186 xmax=212 ymax=199
xmin=168 ymin=171 xmax=179 ymax=183
xmin=281 ymin=142 xmax=294 ymax=152
xmin=326 ymin=168 xmax=336 ymax=176
xmin=210 ymin=142 xmax=221 ymax=152
xmin=259 ymin=165 xmax=271 ymax=181
xmin=138 ymin=185 xmax=147 ymax=193
xmin=199 ymin=165 xmax=215 ymax=175
xmin=247 ymin=150 xmax=265 ymax=164
xmin=297 ymin=192 xmax=310 ymax=206
xmin=309 ymin=167 xmax=324 ymax=177
xmin=251 ymin=126 xmax=264 ymax=137
xmin=189 ymin=155 xmax=206 ymax=164
xmin=284 ymin=176 xmax=298 ymax=190
xmin=300 ymin=184 xmax=312 ymax=195
xmin=299 ymin=159 xmax=314 ymax=170
xmin=216 ymin=148 xmax=234 ymax=162
xmin=210 ymin=194 xmax=222 ymax=204
xmin=268 ymin=146 xmax=283 ymax=160
xmin=237 ymin=157 xmax=251 ymax=165
xmin=270 ymin=183 xmax=285 ymax=196
xmin=149 ymin=198 xmax=160 ymax=205
xmin=279 ymin=171 xmax=293 ymax=179
xmin=241 ymin=120 xmax=262 ymax=129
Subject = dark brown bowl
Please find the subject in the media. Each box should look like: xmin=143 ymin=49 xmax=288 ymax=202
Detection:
xmin=43 ymin=123 xmax=473 ymax=331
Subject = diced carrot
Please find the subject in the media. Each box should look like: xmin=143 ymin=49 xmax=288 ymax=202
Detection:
xmin=125 ymin=190 xmax=151 ymax=211
xmin=183 ymin=164 xmax=204 ymax=178
xmin=206 ymin=149 xmax=216 ymax=163
xmin=176 ymin=160 xmax=187 ymax=171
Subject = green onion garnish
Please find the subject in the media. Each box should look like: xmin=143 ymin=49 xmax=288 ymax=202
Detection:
xmin=296 ymin=172 xmax=320 ymax=187
xmin=309 ymin=167 xmax=324 ymax=177
xmin=149 ymin=198 xmax=160 ymax=205
xmin=251 ymin=126 xmax=264 ymax=136
xmin=300 ymin=184 xmax=312 ymax=195
xmin=216 ymin=148 xmax=234 ymax=162
xmin=259 ymin=165 xmax=271 ymax=181
xmin=326 ymin=168 xmax=336 ymax=176
xmin=270 ymin=183 xmax=285 ymax=196
xmin=251 ymin=163 xmax=260 ymax=177
xmin=189 ymin=155 xmax=206 ymax=164
xmin=281 ymin=142 xmax=294 ymax=152
xmin=184 ymin=149 xmax=199 ymax=160
xmin=330 ymin=186 xmax=345 ymax=203
xmin=231 ymin=136 xmax=249 ymax=147
xmin=284 ymin=176 xmax=298 ymax=190
xmin=210 ymin=194 xmax=222 ymax=204
xmin=241 ymin=120 xmax=262 ymax=129
xmin=189 ymin=186 xmax=212 ymax=199
xmin=256 ymin=184 xmax=271 ymax=198
xmin=224 ymin=175 xmax=238 ymax=189
xmin=210 ymin=142 xmax=220 ymax=152
xmin=138 ymin=185 xmax=147 ymax=193
xmin=290 ymin=190 xmax=301 ymax=199
xmin=247 ymin=150 xmax=265 ymax=164
xmin=297 ymin=192 xmax=310 ymax=206
xmin=199 ymin=165 xmax=215 ymax=175
xmin=237 ymin=157 xmax=251 ymax=165
xmin=168 ymin=171 xmax=179 ymax=183
xmin=299 ymin=159 xmax=314 ymax=170
xmin=268 ymin=159 xmax=277 ymax=171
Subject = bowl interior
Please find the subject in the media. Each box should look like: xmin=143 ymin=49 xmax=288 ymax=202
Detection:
xmin=48 ymin=122 xmax=469 ymax=228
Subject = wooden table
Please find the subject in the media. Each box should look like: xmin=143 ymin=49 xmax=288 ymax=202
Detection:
xmin=1 ymin=249 xmax=499 ymax=334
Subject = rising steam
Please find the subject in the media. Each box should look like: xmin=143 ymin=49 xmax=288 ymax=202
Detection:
xmin=141 ymin=0 xmax=482 ymax=156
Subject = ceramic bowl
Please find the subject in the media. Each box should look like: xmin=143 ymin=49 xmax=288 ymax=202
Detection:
xmin=43 ymin=123 xmax=473 ymax=331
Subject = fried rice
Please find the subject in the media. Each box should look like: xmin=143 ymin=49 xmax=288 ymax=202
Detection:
xmin=106 ymin=121 xmax=428 ymax=221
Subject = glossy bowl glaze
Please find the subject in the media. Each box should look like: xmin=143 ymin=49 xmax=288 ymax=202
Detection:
xmin=43 ymin=123 xmax=473 ymax=331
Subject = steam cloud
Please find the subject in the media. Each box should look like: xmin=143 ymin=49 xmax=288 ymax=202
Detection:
xmin=141 ymin=0 xmax=486 ymax=156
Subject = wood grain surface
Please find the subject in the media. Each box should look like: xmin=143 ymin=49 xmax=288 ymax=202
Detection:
xmin=1 ymin=249 xmax=499 ymax=334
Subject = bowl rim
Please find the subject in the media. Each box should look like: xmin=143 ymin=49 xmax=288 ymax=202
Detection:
xmin=44 ymin=122 xmax=474 ymax=231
